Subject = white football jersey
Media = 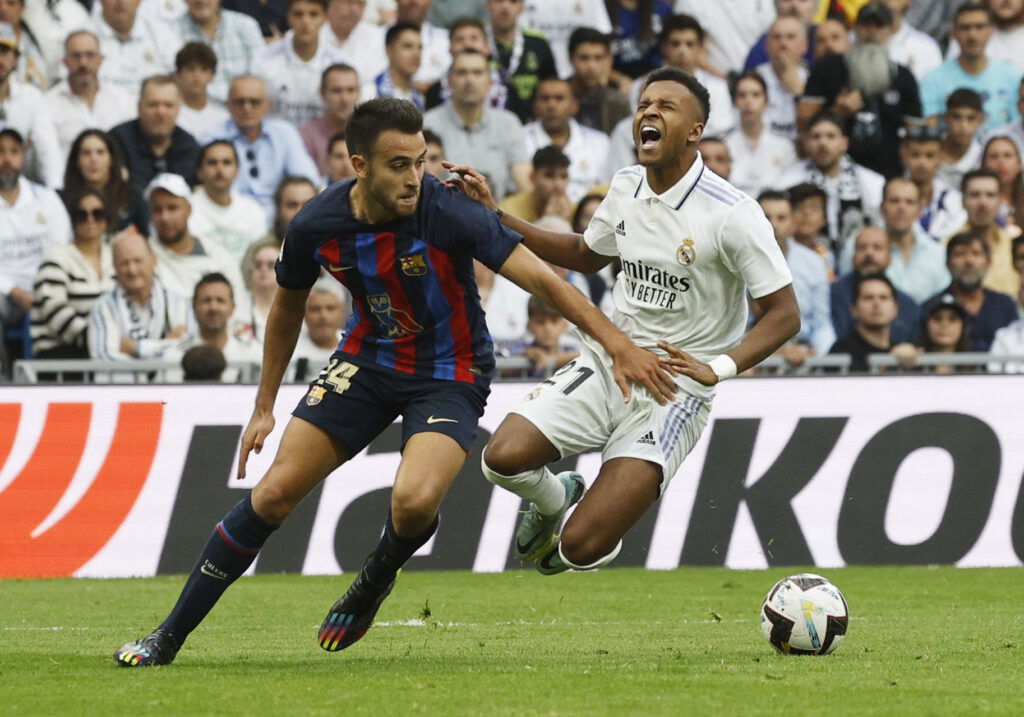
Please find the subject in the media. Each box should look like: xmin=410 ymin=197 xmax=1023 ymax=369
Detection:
xmin=583 ymin=156 xmax=791 ymax=395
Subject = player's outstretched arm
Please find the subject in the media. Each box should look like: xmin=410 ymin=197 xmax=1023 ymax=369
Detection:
xmin=443 ymin=161 xmax=611 ymax=274
xmin=237 ymin=286 xmax=310 ymax=478
xmin=499 ymin=244 xmax=677 ymax=405
xmin=658 ymin=284 xmax=801 ymax=385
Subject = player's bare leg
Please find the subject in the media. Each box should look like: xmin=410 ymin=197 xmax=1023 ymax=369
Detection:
xmin=319 ymin=432 xmax=468 ymax=651
xmin=115 ymin=417 xmax=349 ymax=667
xmin=537 ymin=456 xmax=661 ymax=574
xmin=481 ymin=415 xmax=586 ymax=561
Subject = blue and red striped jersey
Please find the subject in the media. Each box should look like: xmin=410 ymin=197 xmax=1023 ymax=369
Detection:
xmin=276 ymin=175 xmax=522 ymax=386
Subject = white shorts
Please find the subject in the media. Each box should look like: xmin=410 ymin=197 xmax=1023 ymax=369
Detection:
xmin=511 ymin=342 xmax=711 ymax=495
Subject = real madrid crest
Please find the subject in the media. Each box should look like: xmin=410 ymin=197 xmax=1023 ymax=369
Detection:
xmin=676 ymin=238 xmax=696 ymax=267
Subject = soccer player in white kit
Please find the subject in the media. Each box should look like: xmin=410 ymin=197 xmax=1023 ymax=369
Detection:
xmin=447 ymin=67 xmax=801 ymax=574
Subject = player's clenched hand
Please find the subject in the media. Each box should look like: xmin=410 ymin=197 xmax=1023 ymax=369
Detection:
xmin=609 ymin=343 xmax=677 ymax=406
xmin=442 ymin=161 xmax=498 ymax=211
xmin=237 ymin=409 xmax=275 ymax=479
xmin=657 ymin=340 xmax=718 ymax=386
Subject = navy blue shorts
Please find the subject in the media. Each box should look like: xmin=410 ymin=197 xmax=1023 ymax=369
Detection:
xmin=292 ymin=352 xmax=489 ymax=456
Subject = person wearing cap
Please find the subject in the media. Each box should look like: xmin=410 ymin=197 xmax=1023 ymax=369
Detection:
xmin=0 ymin=128 xmax=72 ymax=373
xmin=797 ymin=1 xmax=922 ymax=179
xmin=91 ymin=0 xmax=178 ymax=103
xmin=201 ymin=74 xmax=320 ymax=220
xmin=901 ymin=122 xmax=967 ymax=242
xmin=881 ymin=0 xmax=942 ymax=82
xmin=110 ymin=75 xmax=201 ymax=193
xmin=44 ymin=29 xmax=135 ymax=166
xmin=920 ymin=2 xmax=1022 ymax=133
xmin=923 ymin=231 xmax=1018 ymax=350
xmin=144 ymin=172 xmax=249 ymax=320
xmin=0 ymin=22 xmax=63 ymax=188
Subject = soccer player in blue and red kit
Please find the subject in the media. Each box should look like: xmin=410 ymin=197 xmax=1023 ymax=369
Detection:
xmin=114 ymin=98 xmax=679 ymax=666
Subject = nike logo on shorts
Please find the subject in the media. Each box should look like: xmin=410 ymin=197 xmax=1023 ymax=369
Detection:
xmin=426 ymin=415 xmax=458 ymax=424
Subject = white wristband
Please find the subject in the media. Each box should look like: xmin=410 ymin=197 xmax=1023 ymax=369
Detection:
xmin=708 ymin=354 xmax=737 ymax=382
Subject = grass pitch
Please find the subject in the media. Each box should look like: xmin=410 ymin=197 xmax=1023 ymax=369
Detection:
xmin=3 ymin=566 xmax=1023 ymax=715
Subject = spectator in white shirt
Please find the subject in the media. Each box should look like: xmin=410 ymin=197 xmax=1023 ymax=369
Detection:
xmin=145 ymin=172 xmax=249 ymax=316
xmin=268 ymin=175 xmax=317 ymax=239
xmin=292 ymin=277 xmax=347 ymax=379
xmin=755 ymin=15 xmax=808 ymax=139
xmin=938 ymin=87 xmax=986 ymax=191
xmin=301 ymin=63 xmax=360 ymax=175
xmin=0 ymin=24 xmax=62 ymax=188
xmin=520 ymin=0 xmax=611 ymax=78
xmin=362 ymin=21 xmax=423 ymax=107
xmin=698 ymin=136 xmax=732 ymax=180
xmin=259 ymin=0 xmax=343 ymax=127
xmin=240 ymin=238 xmax=279 ymax=342
xmin=393 ymin=0 xmax=449 ymax=87
xmin=174 ymin=42 xmax=230 ymax=139
xmin=524 ymin=77 xmax=609 ymax=202
xmin=0 ymin=0 xmax=51 ymax=87
xmin=45 ymin=30 xmax=135 ymax=167
xmin=0 ymin=128 xmax=71 ymax=371
xmin=901 ymin=123 xmax=967 ymax=243
xmin=324 ymin=131 xmax=356 ymax=184
xmin=88 ymin=229 xmax=191 ymax=361
xmin=673 ymin=0 xmax=776 ymax=77
xmin=93 ymin=0 xmax=178 ymax=101
xmin=178 ymin=271 xmax=261 ymax=381
xmin=724 ymin=69 xmax=797 ymax=198
xmin=189 ymin=140 xmax=269 ymax=264
xmin=882 ymin=0 xmax=943 ymax=81
xmin=320 ymin=0 xmax=387 ymax=84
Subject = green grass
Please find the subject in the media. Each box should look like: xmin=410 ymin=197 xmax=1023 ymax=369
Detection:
xmin=2 ymin=567 xmax=1023 ymax=715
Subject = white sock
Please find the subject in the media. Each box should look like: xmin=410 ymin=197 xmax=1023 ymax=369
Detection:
xmin=559 ymin=539 xmax=622 ymax=571
xmin=480 ymin=451 xmax=566 ymax=514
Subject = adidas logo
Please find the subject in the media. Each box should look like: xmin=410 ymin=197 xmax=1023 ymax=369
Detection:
xmin=636 ymin=431 xmax=655 ymax=445
xmin=615 ymin=220 xmax=626 ymax=236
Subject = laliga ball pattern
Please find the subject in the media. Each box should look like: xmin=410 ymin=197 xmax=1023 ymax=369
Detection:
xmin=760 ymin=573 xmax=849 ymax=655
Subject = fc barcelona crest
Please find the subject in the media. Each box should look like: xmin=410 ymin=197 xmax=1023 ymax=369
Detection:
xmin=306 ymin=385 xmax=327 ymax=406
xmin=676 ymin=238 xmax=696 ymax=267
xmin=400 ymin=254 xmax=428 ymax=276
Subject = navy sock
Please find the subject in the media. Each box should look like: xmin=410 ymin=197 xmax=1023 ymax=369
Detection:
xmin=362 ymin=511 xmax=439 ymax=587
xmin=159 ymin=495 xmax=277 ymax=645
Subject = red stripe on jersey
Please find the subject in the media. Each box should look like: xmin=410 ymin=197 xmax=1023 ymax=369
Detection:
xmin=319 ymin=237 xmax=370 ymax=356
xmin=374 ymin=233 xmax=418 ymax=373
xmin=426 ymin=246 xmax=474 ymax=383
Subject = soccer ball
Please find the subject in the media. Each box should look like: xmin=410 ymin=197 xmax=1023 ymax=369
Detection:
xmin=759 ymin=573 xmax=849 ymax=655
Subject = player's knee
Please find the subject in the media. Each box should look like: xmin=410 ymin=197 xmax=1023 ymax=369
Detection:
xmin=250 ymin=482 xmax=300 ymax=525
xmin=480 ymin=436 xmax=525 ymax=478
xmin=391 ymin=486 xmax=440 ymax=531
xmin=559 ymin=524 xmax=617 ymax=568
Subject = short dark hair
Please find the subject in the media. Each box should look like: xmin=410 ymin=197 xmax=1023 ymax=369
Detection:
xmin=531 ymin=145 xmax=570 ymax=170
xmin=182 ymin=344 xmax=226 ymax=382
xmin=757 ymin=189 xmax=790 ymax=205
xmin=787 ymin=182 xmax=827 ymax=206
xmin=0 ymin=127 xmax=24 ymax=146
xmin=946 ymin=87 xmax=983 ymax=113
xmin=730 ymin=70 xmax=767 ymax=102
xmin=274 ymin=175 xmax=318 ymax=209
xmin=882 ymin=176 xmax=919 ymax=202
xmin=175 ymin=42 xmax=217 ymax=73
xmin=953 ymin=1 xmax=993 ymax=23
xmin=321 ymin=62 xmax=358 ymax=90
xmin=199 ymin=139 xmax=238 ymax=165
xmin=193 ymin=272 xmax=234 ymax=304
xmin=806 ymin=110 xmax=846 ymax=135
xmin=946 ymin=231 xmax=989 ymax=261
xmin=385 ymin=21 xmax=420 ymax=47
xmin=961 ymin=167 xmax=1001 ymax=194
xmin=659 ymin=13 xmax=705 ymax=45
xmin=422 ymin=128 xmax=443 ymax=149
xmin=288 ymin=0 xmax=326 ymax=10
xmin=640 ymin=66 xmax=711 ymax=123
xmin=346 ymin=97 xmax=423 ymax=158
xmin=568 ymin=27 xmax=612 ymax=57
xmin=327 ymin=131 xmax=347 ymax=154
xmin=64 ymin=186 xmax=109 ymax=221
xmin=853 ymin=272 xmax=896 ymax=301
xmin=448 ymin=16 xmax=486 ymax=39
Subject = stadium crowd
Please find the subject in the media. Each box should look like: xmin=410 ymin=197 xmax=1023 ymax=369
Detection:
xmin=2 ymin=0 xmax=1024 ymax=381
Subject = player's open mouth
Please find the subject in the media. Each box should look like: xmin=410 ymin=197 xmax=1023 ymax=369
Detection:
xmin=640 ymin=125 xmax=662 ymax=150
xmin=398 ymin=193 xmax=418 ymax=204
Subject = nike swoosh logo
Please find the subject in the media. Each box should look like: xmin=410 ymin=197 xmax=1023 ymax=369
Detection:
xmin=200 ymin=564 xmax=227 ymax=580
xmin=426 ymin=416 xmax=458 ymax=424
xmin=328 ymin=264 xmax=353 ymax=271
